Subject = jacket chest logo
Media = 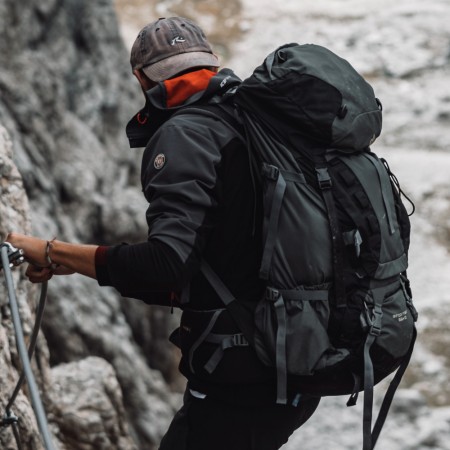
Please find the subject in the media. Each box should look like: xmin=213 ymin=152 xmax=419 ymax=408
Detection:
xmin=154 ymin=153 xmax=166 ymax=170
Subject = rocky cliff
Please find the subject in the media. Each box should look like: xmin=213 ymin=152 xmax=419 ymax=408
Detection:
xmin=0 ymin=0 xmax=181 ymax=448
xmin=2 ymin=0 xmax=450 ymax=449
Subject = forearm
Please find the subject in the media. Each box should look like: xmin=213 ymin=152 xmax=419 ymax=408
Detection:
xmin=5 ymin=233 xmax=98 ymax=279
xmin=47 ymin=240 xmax=98 ymax=279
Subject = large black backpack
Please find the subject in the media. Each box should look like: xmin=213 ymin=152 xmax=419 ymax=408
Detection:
xmin=188 ymin=43 xmax=418 ymax=450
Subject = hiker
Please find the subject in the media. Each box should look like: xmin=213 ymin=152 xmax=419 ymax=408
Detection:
xmin=5 ymin=17 xmax=321 ymax=450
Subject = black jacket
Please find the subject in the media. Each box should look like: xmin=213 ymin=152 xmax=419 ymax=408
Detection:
xmin=97 ymin=69 xmax=276 ymax=403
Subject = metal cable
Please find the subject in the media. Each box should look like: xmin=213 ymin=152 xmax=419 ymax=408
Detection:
xmin=5 ymin=281 xmax=48 ymax=412
xmin=1 ymin=246 xmax=56 ymax=450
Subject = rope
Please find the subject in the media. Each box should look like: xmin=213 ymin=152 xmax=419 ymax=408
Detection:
xmin=1 ymin=245 xmax=56 ymax=450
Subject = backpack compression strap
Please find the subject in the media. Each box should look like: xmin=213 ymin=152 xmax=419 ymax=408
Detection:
xmin=315 ymin=161 xmax=346 ymax=307
xmin=360 ymin=286 xmax=417 ymax=450
xmin=369 ymin=327 xmax=416 ymax=449
xmin=366 ymin=276 xmax=417 ymax=449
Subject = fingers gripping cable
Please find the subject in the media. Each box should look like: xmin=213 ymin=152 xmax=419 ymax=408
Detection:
xmin=0 ymin=243 xmax=56 ymax=450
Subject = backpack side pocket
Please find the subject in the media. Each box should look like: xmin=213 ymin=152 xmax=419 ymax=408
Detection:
xmin=370 ymin=282 xmax=417 ymax=376
xmin=254 ymin=286 xmax=334 ymax=376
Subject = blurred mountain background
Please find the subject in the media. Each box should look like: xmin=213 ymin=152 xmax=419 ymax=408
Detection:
xmin=0 ymin=0 xmax=449 ymax=448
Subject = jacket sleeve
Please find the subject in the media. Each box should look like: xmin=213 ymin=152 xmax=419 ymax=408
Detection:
xmin=97 ymin=116 xmax=226 ymax=300
xmin=141 ymin=119 xmax=224 ymax=264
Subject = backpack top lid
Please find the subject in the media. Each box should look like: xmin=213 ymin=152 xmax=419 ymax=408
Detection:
xmin=234 ymin=43 xmax=382 ymax=152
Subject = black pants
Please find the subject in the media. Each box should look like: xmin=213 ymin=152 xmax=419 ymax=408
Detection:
xmin=159 ymin=389 xmax=320 ymax=450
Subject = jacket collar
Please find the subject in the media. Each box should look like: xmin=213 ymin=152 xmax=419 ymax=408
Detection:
xmin=126 ymin=69 xmax=241 ymax=148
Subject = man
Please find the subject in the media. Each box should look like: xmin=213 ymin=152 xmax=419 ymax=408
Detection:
xmin=6 ymin=17 xmax=320 ymax=450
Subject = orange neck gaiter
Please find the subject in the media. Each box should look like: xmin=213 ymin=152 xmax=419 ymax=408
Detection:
xmin=163 ymin=69 xmax=217 ymax=108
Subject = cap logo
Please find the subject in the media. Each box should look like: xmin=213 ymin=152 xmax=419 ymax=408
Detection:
xmin=154 ymin=153 xmax=166 ymax=169
xmin=171 ymin=36 xmax=186 ymax=46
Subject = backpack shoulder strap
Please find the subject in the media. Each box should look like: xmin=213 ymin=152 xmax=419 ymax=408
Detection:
xmin=176 ymin=101 xmax=262 ymax=224
xmin=200 ymin=260 xmax=256 ymax=348
xmin=174 ymin=101 xmax=246 ymax=143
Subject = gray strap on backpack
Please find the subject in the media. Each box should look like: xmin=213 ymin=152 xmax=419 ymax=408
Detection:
xmin=204 ymin=333 xmax=249 ymax=374
xmin=272 ymin=291 xmax=288 ymax=404
xmin=361 ymin=283 xmax=418 ymax=450
xmin=361 ymin=288 xmax=384 ymax=450
xmin=188 ymin=309 xmax=222 ymax=374
xmin=315 ymin=164 xmax=347 ymax=308
xmin=200 ymin=260 xmax=256 ymax=349
xmin=260 ymin=164 xmax=306 ymax=281
xmin=269 ymin=287 xmax=329 ymax=405
xmin=200 ymin=261 xmax=235 ymax=306
xmin=260 ymin=165 xmax=287 ymax=280
xmin=370 ymin=327 xmax=416 ymax=449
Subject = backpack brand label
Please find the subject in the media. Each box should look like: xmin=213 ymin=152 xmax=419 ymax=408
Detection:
xmin=392 ymin=310 xmax=408 ymax=322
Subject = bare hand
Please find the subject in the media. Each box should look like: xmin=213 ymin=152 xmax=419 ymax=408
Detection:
xmin=25 ymin=265 xmax=54 ymax=283
xmin=5 ymin=232 xmax=99 ymax=281
xmin=25 ymin=264 xmax=75 ymax=283
xmin=5 ymin=232 xmax=48 ymax=267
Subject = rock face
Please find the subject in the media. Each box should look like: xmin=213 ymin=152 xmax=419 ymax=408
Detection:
xmin=0 ymin=0 xmax=182 ymax=449
xmin=2 ymin=0 xmax=450 ymax=449
xmin=0 ymin=125 xmax=136 ymax=449
xmin=0 ymin=123 xmax=42 ymax=449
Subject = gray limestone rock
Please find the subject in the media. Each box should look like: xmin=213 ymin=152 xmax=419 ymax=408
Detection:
xmin=0 ymin=0 xmax=183 ymax=448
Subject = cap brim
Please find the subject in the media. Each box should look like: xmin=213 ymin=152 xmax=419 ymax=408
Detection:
xmin=142 ymin=51 xmax=219 ymax=82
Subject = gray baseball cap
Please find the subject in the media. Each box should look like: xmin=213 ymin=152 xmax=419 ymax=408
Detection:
xmin=130 ymin=17 xmax=220 ymax=82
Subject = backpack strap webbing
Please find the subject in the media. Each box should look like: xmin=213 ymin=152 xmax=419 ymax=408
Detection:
xmin=203 ymin=333 xmax=249 ymax=374
xmin=173 ymin=103 xmax=245 ymax=142
xmin=360 ymin=286 xmax=417 ymax=450
xmin=188 ymin=309 xmax=222 ymax=374
xmin=315 ymin=161 xmax=347 ymax=308
xmin=259 ymin=166 xmax=287 ymax=280
xmin=174 ymin=103 xmax=262 ymax=236
xmin=201 ymin=261 xmax=289 ymax=404
xmin=369 ymin=326 xmax=417 ymax=450
xmin=361 ymin=300 xmax=381 ymax=450
xmin=200 ymin=260 xmax=256 ymax=349
xmin=267 ymin=287 xmax=329 ymax=405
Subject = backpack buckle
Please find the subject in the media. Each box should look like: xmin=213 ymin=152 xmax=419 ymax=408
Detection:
xmin=262 ymin=164 xmax=280 ymax=181
xmin=266 ymin=287 xmax=280 ymax=301
xmin=368 ymin=304 xmax=383 ymax=337
xmin=361 ymin=295 xmax=383 ymax=336
xmin=316 ymin=167 xmax=332 ymax=189
xmin=369 ymin=320 xmax=382 ymax=336
xmin=231 ymin=334 xmax=248 ymax=347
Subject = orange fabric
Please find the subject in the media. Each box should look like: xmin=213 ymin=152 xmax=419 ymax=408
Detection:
xmin=164 ymin=69 xmax=216 ymax=108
